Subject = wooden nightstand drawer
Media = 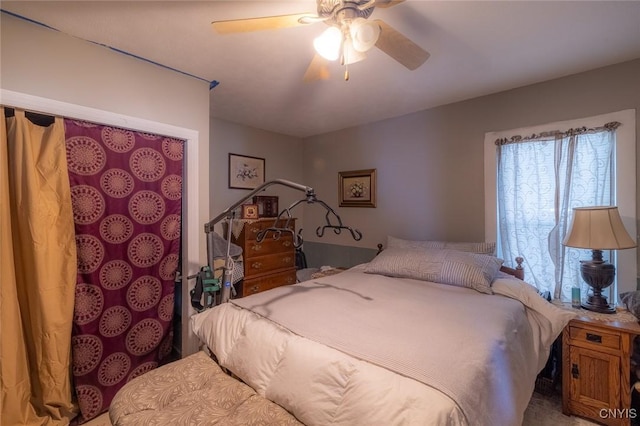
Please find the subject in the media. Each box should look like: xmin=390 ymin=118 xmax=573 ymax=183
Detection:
xmin=569 ymin=326 xmax=620 ymax=350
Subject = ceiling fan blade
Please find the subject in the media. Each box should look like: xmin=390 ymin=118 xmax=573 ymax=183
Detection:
xmin=303 ymin=54 xmax=331 ymax=82
xmin=374 ymin=19 xmax=429 ymax=70
xmin=212 ymin=13 xmax=317 ymax=34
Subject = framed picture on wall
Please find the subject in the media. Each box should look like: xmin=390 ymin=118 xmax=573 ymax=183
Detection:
xmin=229 ymin=153 xmax=265 ymax=189
xmin=339 ymin=169 xmax=376 ymax=207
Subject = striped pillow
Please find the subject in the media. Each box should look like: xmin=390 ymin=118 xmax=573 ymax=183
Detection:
xmin=387 ymin=236 xmax=496 ymax=256
xmin=364 ymin=247 xmax=503 ymax=294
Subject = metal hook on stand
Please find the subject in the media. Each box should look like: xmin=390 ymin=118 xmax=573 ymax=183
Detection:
xmin=258 ymin=196 xmax=362 ymax=247
xmin=202 ymin=179 xmax=362 ymax=304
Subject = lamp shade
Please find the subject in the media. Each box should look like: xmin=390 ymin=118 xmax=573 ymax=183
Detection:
xmin=350 ymin=18 xmax=380 ymax=52
xmin=342 ymin=38 xmax=367 ymax=65
xmin=562 ymin=206 xmax=636 ymax=250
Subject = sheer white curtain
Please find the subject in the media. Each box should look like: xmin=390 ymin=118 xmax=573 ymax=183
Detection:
xmin=496 ymin=125 xmax=616 ymax=301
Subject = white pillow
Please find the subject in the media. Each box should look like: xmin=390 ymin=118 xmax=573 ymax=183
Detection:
xmin=365 ymin=247 xmax=503 ymax=294
xmin=387 ymin=236 xmax=496 ymax=256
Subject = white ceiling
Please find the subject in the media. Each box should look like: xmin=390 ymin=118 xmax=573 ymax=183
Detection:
xmin=3 ymin=1 xmax=640 ymax=138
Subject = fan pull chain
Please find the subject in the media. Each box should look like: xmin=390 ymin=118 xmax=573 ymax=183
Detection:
xmin=342 ymin=41 xmax=350 ymax=81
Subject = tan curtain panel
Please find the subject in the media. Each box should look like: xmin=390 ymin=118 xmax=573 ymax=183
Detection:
xmin=1 ymin=107 xmax=77 ymax=425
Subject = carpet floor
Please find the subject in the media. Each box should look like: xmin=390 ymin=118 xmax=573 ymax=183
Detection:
xmin=523 ymin=390 xmax=599 ymax=426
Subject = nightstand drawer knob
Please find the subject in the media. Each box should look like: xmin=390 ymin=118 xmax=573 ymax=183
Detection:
xmin=586 ymin=333 xmax=602 ymax=343
xmin=571 ymin=363 xmax=580 ymax=378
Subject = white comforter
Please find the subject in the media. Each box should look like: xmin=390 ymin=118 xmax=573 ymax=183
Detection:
xmin=191 ymin=266 xmax=575 ymax=426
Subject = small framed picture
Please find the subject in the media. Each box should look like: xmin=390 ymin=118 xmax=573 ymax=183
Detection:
xmin=339 ymin=169 xmax=376 ymax=208
xmin=229 ymin=153 xmax=265 ymax=189
xmin=241 ymin=204 xmax=259 ymax=219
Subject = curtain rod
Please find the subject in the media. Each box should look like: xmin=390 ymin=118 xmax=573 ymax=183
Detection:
xmin=495 ymin=121 xmax=620 ymax=146
xmin=2 ymin=106 xmax=56 ymax=126
xmin=1 ymin=9 xmax=219 ymax=90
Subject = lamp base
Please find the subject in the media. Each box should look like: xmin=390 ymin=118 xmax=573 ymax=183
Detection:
xmin=581 ymin=294 xmax=616 ymax=314
xmin=579 ymin=253 xmax=616 ymax=314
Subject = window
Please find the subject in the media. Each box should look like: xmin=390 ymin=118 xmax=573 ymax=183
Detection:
xmin=484 ymin=110 xmax=636 ymax=302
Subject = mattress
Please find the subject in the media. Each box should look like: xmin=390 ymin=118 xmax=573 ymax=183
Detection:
xmin=191 ymin=265 xmax=575 ymax=426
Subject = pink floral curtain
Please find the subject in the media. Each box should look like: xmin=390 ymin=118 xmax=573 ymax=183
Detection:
xmin=64 ymin=119 xmax=183 ymax=423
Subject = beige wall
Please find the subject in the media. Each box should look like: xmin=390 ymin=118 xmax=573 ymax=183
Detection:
xmin=209 ymin=118 xmax=304 ymax=232
xmin=0 ymin=15 xmax=210 ymax=138
xmin=1 ymin=14 xmax=211 ymax=354
xmin=5 ymin=10 xmax=637 ymax=300
xmin=302 ymin=59 xmax=640 ymax=257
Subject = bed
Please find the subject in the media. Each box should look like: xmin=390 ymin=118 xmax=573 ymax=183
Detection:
xmin=189 ymin=239 xmax=576 ymax=426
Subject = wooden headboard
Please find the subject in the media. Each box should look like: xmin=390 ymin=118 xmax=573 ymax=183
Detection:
xmin=375 ymin=243 xmax=524 ymax=281
xmin=500 ymin=257 xmax=524 ymax=280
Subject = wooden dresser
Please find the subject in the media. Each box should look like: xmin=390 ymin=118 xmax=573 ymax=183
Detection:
xmin=228 ymin=218 xmax=297 ymax=297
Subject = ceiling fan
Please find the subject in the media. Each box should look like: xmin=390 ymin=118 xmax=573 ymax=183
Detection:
xmin=211 ymin=0 xmax=430 ymax=81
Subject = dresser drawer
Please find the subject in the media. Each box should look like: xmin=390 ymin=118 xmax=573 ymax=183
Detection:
xmin=245 ymin=252 xmax=296 ymax=277
xmin=241 ymin=268 xmax=296 ymax=296
xmin=241 ymin=219 xmax=295 ymax=241
xmin=569 ymin=325 xmax=620 ymax=350
xmin=244 ymin=236 xmax=294 ymax=258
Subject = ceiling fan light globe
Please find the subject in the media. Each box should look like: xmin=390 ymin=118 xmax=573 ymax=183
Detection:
xmin=350 ymin=18 xmax=380 ymax=52
xmin=314 ymin=26 xmax=342 ymax=61
xmin=343 ymin=39 xmax=367 ymax=64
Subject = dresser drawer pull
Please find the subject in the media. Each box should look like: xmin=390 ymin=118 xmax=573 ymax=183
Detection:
xmin=250 ymin=285 xmax=260 ymax=293
xmin=251 ymin=244 xmax=262 ymax=251
xmin=251 ymin=228 xmax=260 ymax=234
xmin=586 ymin=333 xmax=602 ymax=343
xmin=282 ymin=241 xmax=292 ymax=247
xmin=251 ymin=262 xmax=263 ymax=269
xmin=285 ymin=276 xmax=295 ymax=284
xmin=282 ymin=257 xmax=292 ymax=263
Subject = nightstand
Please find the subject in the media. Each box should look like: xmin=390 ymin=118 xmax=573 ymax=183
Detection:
xmin=562 ymin=312 xmax=640 ymax=425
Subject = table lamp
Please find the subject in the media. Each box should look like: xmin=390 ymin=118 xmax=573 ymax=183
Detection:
xmin=562 ymin=206 xmax=636 ymax=313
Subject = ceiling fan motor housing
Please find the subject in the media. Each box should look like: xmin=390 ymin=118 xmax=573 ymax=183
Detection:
xmin=317 ymin=0 xmax=375 ymax=25
xmin=211 ymin=0 xmax=430 ymax=80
